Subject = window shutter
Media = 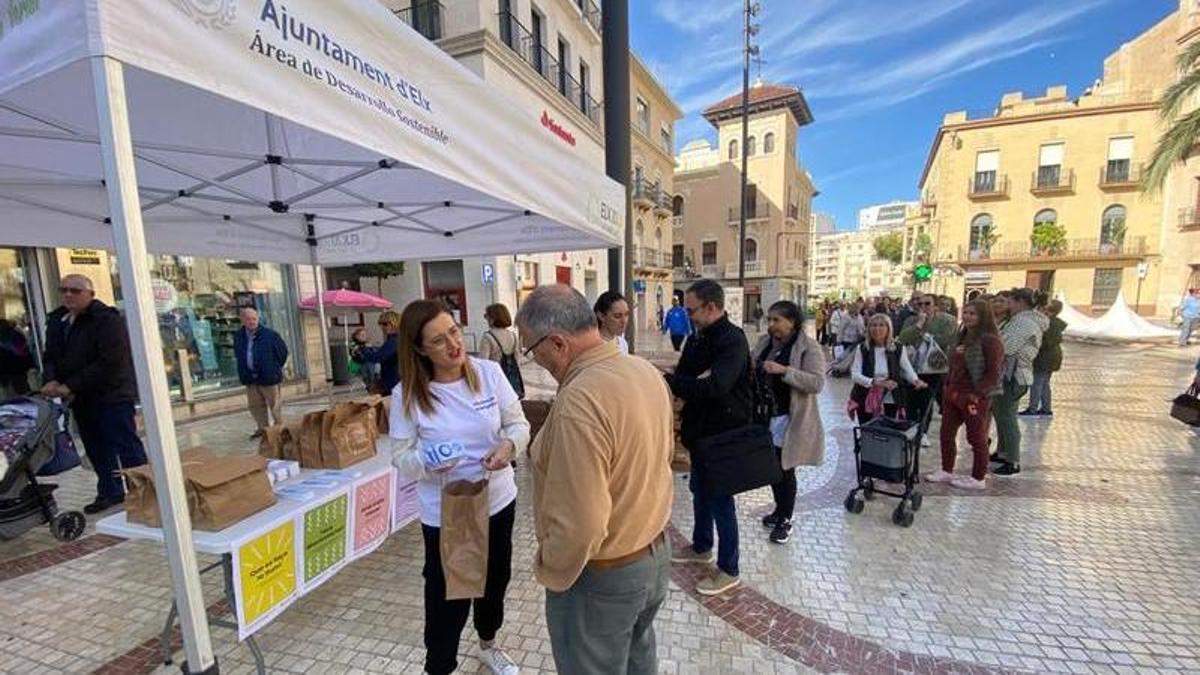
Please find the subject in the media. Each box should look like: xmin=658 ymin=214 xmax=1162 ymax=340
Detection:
xmin=1039 ymin=143 xmax=1064 ymax=167
xmin=1108 ymin=137 xmax=1133 ymax=161
xmin=975 ymin=151 xmax=999 ymax=172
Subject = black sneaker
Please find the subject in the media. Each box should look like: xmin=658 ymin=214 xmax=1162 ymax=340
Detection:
xmin=769 ymin=520 xmax=792 ymax=544
xmin=1018 ymin=409 xmax=1038 ymax=416
xmin=993 ymin=463 xmax=1021 ymax=476
xmin=761 ymin=513 xmax=782 ymax=529
xmin=1041 ymin=410 xmax=1053 ymax=417
xmin=84 ymin=495 xmax=124 ymax=515
xmin=989 ymin=452 xmax=1004 ymax=463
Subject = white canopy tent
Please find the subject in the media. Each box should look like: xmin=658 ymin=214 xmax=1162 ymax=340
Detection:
xmin=1064 ymin=292 xmax=1176 ymax=342
xmin=1056 ymin=292 xmax=1099 ymax=337
xmin=1 ymin=1 xmax=624 ymax=670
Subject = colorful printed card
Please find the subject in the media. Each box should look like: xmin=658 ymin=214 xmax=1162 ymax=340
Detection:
xmin=302 ymin=492 xmax=349 ymax=590
xmin=232 ymin=518 xmax=300 ymax=641
xmin=392 ymin=478 xmax=419 ymax=533
xmin=351 ymin=472 xmax=393 ymax=558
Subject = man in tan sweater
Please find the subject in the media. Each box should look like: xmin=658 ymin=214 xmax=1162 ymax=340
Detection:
xmin=516 ymin=284 xmax=674 ymax=675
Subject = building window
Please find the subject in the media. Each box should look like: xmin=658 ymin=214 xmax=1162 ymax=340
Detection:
xmin=654 ymin=227 xmax=663 ymax=251
xmin=1035 ymin=208 xmax=1058 ymax=226
xmin=974 ymin=150 xmax=999 ymax=192
xmin=1106 ymin=137 xmax=1133 ymax=183
xmin=744 ymin=238 xmax=758 ymax=262
xmin=635 ymin=218 xmax=645 ymax=240
xmin=557 ymin=38 xmax=570 ymax=95
xmin=764 ymin=132 xmax=775 ymax=154
xmin=728 ymin=139 xmax=738 ymax=161
xmin=672 ymin=194 xmax=684 ymax=216
xmin=499 ymin=0 xmax=514 ymax=47
xmin=530 ymin=9 xmax=546 ymax=78
xmin=1037 ymin=143 xmax=1064 ymax=187
xmin=672 ymin=244 xmax=685 ymax=268
xmin=578 ymin=60 xmax=590 ymax=115
xmin=1101 ymin=205 xmax=1126 ymax=247
xmin=636 ymin=96 xmax=650 ymax=135
xmin=1091 ymin=268 xmax=1122 ymax=308
xmin=660 ymin=126 xmax=672 ymax=153
xmin=702 ymin=241 xmax=717 ymax=266
xmin=969 ymin=213 xmax=993 ymax=256
xmin=746 ymin=135 xmax=756 ymax=157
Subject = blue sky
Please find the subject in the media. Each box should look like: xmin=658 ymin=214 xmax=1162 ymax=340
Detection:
xmin=631 ymin=0 xmax=1176 ymax=232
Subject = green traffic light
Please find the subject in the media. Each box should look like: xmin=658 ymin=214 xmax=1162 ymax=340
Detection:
xmin=914 ymin=264 xmax=932 ymax=281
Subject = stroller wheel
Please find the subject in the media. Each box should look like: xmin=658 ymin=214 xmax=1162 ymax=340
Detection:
xmin=51 ymin=511 xmax=86 ymax=542
xmin=891 ymin=504 xmax=915 ymax=528
xmin=910 ymin=492 xmax=923 ymax=512
xmin=844 ymin=492 xmax=865 ymax=514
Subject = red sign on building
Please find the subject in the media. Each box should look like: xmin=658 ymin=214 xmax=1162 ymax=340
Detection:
xmin=541 ymin=111 xmax=576 ymax=146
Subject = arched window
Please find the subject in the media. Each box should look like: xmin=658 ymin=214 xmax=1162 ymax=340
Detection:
xmin=1101 ymin=205 xmax=1126 ymax=246
xmin=969 ymin=214 xmax=993 ymax=254
xmin=1035 ymin=208 xmax=1058 ymax=226
xmin=744 ymin=237 xmax=759 ymax=261
xmin=728 ymin=140 xmax=738 ymax=160
xmin=654 ymin=227 xmax=663 ymax=251
xmin=746 ymin=136 xmax=757 ymax=156
xmin=764 ymin=132 xmax=775 ymax=154
xmin=672 ymin=194 xmax=684 ymax=216
xmin=635 ymin=218 xmax=645 ymax=240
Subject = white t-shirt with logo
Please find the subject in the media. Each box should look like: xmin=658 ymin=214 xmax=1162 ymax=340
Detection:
xmin=389 ymin=358 xmax=519 ymax=527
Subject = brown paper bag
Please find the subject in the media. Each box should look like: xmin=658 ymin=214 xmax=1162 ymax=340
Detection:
xmin=440 ymin=479 xmax=490 ymax=600
xmin=183 ymin=451 xmax=276 ymax=531
xmin=298 ymin=411 xmax=326 ymax=468
xmin=124 ymin=448 xmax=276 ymax=531
xmin=375 ymin=396 xmax=390 ymax=435
xmin=321 ymin=401 xmax=377 ymax=469
xmin=258 ymin=424 xmax=288 ymax=459
xmin=282 ymin=421 xmax=304 ymax=461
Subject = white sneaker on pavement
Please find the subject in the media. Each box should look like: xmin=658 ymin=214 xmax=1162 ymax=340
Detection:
xmin=480 ymin=645 xmax=520 ymax=675
xmin=951 ymin=475 xmax=987 ymax=490
xmin=920 ymin=436 xmax=931 ymax=448
xmin=924 ymin=470 xmax=954 ymax=483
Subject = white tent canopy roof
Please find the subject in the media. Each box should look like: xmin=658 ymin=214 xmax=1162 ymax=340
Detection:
xmin=0 ymin=0 xmax=625 ymax=264
xmin=1062 ymin=292 xmax=1175 ymax=341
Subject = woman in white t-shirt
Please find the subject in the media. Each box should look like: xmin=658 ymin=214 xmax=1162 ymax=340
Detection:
xmin=594 ymin=290 xmax=630 ymax=354
xmin=389 ymin=300 xmax=528 ymax=675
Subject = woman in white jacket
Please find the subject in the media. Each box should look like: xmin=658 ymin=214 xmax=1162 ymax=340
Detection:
xmin=389 ymin=299 xmax=528 ymax=675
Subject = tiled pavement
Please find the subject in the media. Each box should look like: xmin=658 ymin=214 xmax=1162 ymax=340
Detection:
xmin=2 ymin=335 xmax=1199 ymax=674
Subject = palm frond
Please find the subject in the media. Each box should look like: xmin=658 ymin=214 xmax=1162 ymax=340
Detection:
xmin=1143 ymin=107 xmax=1200 ymax=193
xmin=1178 ymin=39 xmax=1200 ymax=72
xmin=1160 ymin=69 xmax=1200 ymax=122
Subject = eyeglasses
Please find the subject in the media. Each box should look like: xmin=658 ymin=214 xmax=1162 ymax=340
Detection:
xmin=919 ymin=301 xmax=935 ymax=307
xmin=59 ymin=287 xmax=88 ymax=295
xmin=424 ymin=324 xmax=463 ymax=351
xmin=522 ymin=333 xmax=553 ymax=359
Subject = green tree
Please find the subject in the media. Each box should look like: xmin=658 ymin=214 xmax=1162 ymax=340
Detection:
xmin=352 ymin=262 xmax=406 ymax=295
xmin=913 ymin=232 xmax=933 ymax=262
xmin=1145 ymin=41 xmax=1200 ymax=191
xmin=1030 ymin=222 xmax=1067 ymax=255
xmin=873 ymin=232 xmax=905 ymax=265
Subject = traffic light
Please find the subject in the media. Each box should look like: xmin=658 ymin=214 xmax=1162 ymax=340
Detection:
xmin=913 ymin=263 xmax=933 ymax=282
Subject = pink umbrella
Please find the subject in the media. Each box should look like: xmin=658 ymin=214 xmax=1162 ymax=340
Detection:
xmin=299 ymin=290 xmax=393 ymax=381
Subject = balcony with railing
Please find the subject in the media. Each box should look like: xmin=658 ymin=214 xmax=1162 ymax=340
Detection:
xmin=727 ymin=205 xmax=770 ymax=224
xmin=724 ymin=260 xmax=768 ymax=278
xmin=671 ymin=215 xmax=684 ymax=229
xmin=1099 ymin=162 xmax=1141 ymax=191
xmin=394 ymin=1 xmax=444 ymax=41
xmin=654 ymin=190 xmax=674 ymax=217
xmin=1030 ymin=167 xmax=1075 ymax=196
xmin=632 ymin=246 xmax=671 ymax=270
xmin=633 ymin=177 xmax=659 ymax=210
xmin=1179 ymin=207 xmax=1200 ymax=231
xmin=959 ymin=236 xmax=1148 ymax=266
xmin=497 ymin=12 xmax=602 ymax=128
xmin=700 ymin=263 xmax=721 ymax=278
xmin=968 ymin=172 xmax=1010 ymax=200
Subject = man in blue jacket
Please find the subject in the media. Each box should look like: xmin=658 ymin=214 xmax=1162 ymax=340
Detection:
xmin=234 ymin=308 xmax=289 ymax=438
xmin=662 ymin=296 xmax=692 ymax=352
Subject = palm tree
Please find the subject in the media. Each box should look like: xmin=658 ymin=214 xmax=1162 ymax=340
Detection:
xmin=1145 ymin=40 xmax=1200 ymax=191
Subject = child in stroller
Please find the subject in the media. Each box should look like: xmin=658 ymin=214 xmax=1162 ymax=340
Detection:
xmin=0 ymin=396 xmax=86 ymax=541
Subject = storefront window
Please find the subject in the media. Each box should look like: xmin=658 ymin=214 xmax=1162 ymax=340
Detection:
xmin=0 ymin=248 xmax=37 ymax=397
xmin=108 ymin=255 xmax=303 ymax=399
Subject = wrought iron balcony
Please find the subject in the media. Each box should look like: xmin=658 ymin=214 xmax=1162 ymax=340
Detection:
xmin=394 ymin=1 xmax=443 ymax=41
xmin=654 ymin=190 xmax=674 ymax=216
xmin=1030 ymin=167 xmax=1075 ymax=196
xmin=1099 ymin=162 xmax=1141 ymax=191
xmin=968 ymin=173 xmax=1009 ymax=200
xmin=633 ymin=177 xmax=659 ymax=210
xmin=959 ymin=236 xmax=1148 ymax=266
xmin=576 ymin=0 xmax=602 ymax=34
xmin=632 ymin=246 xmax=671 ymax=270
xmin=671 ymin=215 xmax=685 ymax=229
xmin=497 ymin=11 xmax=602 ymax=128
xmin=1180 ymin=207 xmax=1200 ymax=231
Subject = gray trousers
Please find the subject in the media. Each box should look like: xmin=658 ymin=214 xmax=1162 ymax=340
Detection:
xmin=546 ymin=537 xmax=670 ymax=675
xmin=1028 ymin=370 xmax=1053 ymax=413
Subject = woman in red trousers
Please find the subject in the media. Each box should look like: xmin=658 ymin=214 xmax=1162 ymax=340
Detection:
xmin=925 ymin=298 xmax=1004 ymax=490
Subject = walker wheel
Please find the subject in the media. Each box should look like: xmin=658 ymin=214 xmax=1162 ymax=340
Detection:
xmin=844 ymin=492 xmax=865 ymax=514
xmin=910 ymin=492 xmax=923 ymax=512
xmin=891 ymin=504 xmax=915 ymax=528
xmin=51 ymin=511 xmax=86 ymax=541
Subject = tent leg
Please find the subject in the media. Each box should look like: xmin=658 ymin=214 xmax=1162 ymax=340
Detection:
xmin=308 ymin=247 xmax=333 ymax=398
xmin=91 ymin=57 xmax=217 ymax=674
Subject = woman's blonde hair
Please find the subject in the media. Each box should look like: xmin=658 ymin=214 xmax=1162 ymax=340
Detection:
xmin=867 ymin=313 xmax=895 ymax=349
xmin=377 ymin=310 xmax=401 ymax=333
xmin=398 ymin=300 xmax=479 ymax=416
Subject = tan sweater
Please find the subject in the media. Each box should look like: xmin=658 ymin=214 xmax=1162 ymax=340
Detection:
xmin=529 ymin=342 xmax=674 ymax=591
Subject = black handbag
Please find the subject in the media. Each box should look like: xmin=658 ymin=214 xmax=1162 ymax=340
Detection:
xmin=1170 ymin=385 xmax=1200 ymax=426
xmin=693 ymin=424 xmax=781 ymax=497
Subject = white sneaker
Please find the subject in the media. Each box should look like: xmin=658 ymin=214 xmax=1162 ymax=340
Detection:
xmin=924 ymin=470 xmax=954 ymax=483
xmin=920 ymin=436 xmax=931 ymax=448
xmin=951 ymin=475 xmax=987 ymax=490
xmin=480 ymin=646 xmax=520 ymax=675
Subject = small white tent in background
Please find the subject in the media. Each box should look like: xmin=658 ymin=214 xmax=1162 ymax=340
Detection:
xmin=1056 ymin=292 xmax=1099 ymax=338
xmin=1064 ymin=292 xmax=1176 ymax=342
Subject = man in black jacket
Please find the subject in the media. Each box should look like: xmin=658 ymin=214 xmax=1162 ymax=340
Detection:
xmin=664 ymin=279 xmax=753 ymax=596
xmin=41 ymin=275 xmax=146 ymax=514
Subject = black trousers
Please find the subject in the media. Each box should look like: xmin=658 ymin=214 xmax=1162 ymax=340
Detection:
xmin=770 ymin=446 xmax=797 ymax=521
xmin=670 ymin=334 xmax=685 ymax=351
xmin=421 ymin=499 xmax=516 ymax=675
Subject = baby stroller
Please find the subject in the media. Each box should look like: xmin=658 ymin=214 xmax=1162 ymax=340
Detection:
xmin=0 ymin=397 xmax=86 ymax=541
xmin=844 ymin=401 xmax=933 ymax=528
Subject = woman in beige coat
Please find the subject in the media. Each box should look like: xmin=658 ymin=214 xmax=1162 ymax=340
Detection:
xmin=754 ymin=300 xmax=826 ymax=544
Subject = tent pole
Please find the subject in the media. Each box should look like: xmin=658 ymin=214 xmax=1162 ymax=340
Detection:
xmin=91 ymin=57 xmax=216 ymax=674
xmin=306 ymin=217 xmax=333 ymax=398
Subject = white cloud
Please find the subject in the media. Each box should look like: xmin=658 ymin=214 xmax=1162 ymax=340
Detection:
xmin=653 ymin=0 xmax=742 ymax=34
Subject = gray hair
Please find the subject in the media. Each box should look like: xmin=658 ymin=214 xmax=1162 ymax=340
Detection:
xmin=60 ymin=274 xmax=94 ymax=291
xmin=515 ymin=284 xmax=597 ymax=338
xmin=239 ymin=307 xmax=259 ymax=318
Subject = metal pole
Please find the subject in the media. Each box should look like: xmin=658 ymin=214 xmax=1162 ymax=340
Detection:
xmin=91 ymin=56 xmax=217 ymax=674
xmin=305 ymin=217 xmax=333 ymax=396
xmin=738 ymin=0 xmax=751 ymax=287
xmin=602 ymin=0 xmax=634 ymax=349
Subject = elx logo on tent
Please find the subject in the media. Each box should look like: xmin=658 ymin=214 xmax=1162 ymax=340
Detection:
xmin=169 ymin=0 xmax=237 ymax=29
